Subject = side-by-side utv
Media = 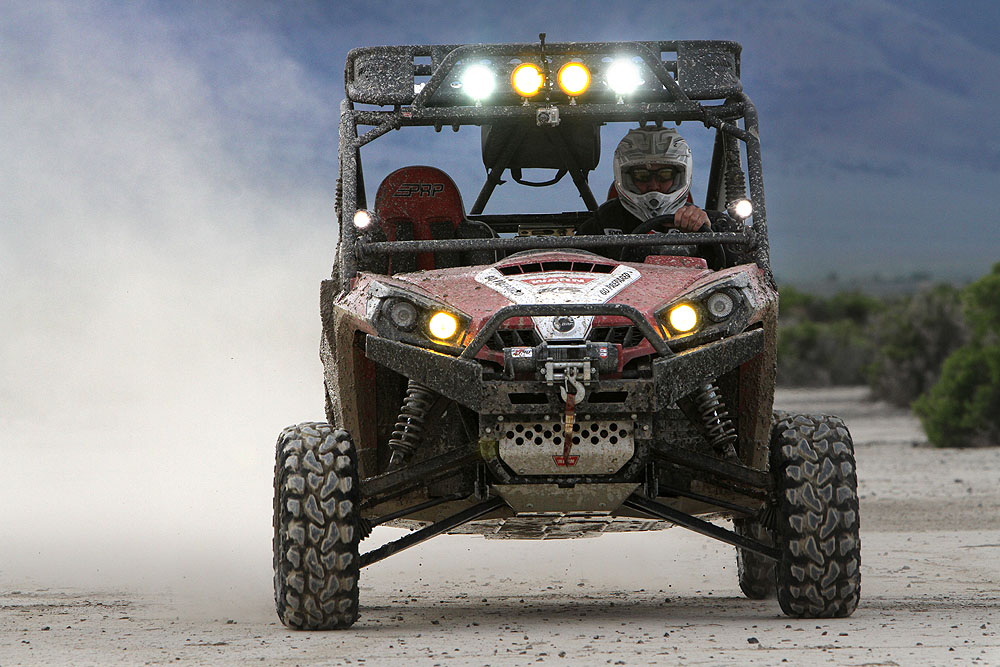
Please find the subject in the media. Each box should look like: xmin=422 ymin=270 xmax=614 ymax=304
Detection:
xmin=273 ymin=37 xmax=861 ymax=629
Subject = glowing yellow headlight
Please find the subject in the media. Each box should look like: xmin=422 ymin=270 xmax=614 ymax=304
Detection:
xmin=557 ymin=62 xmax=590 ymax=96
xmin=511 ymin=63 xmax=544 ymax=97
xmin=668 ymin=304 xmax=699 ymax=333
xmin=428 ymin=311 xmax=459 ymax=340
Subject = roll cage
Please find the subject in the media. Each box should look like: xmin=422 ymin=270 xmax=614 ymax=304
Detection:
xmin=335 ymin=37 xmax=771 ymax=285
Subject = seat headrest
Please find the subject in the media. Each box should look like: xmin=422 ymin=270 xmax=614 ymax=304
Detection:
xmin=374 ymin=166 xmax=466 ymax=236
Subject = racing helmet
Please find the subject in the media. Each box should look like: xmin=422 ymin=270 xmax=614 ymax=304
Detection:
xmin=613 ymin=127 xmax=693 ymax=221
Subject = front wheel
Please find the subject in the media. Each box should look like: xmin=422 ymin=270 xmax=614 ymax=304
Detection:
xmin=770 ymin=413 xmax=861 ymax=617
xmin=273 ymin=422 xmax=361 ymax=629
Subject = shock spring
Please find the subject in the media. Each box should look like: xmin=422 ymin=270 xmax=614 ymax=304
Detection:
xmin=694 ymin=382 xmax=738 ymax=460
xmin=387 ymin=380 xmax=437 ymax=470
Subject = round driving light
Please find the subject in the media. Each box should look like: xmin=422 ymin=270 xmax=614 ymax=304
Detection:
xmin=388 ymin=300 xmax=418 ymax=330
xmin=428 ymin=311 xmax=459 ymax=340
xmin=706 ymin=292 xmax=735 ymax=319
xmin=729 ymin=199 xmax=753 ymax=220
xmin=668 ymin=304 xmax=698 ymax=333
xmin=606 ymin=59 xmax=642 ymax=95
xmin=353 ymin=209 xmax=373 ymax=229
xmin=511 ymin=63 xmax=544 ymax=97
xmin=557 ymin=62 xmax=591 ymax=96
xmin=461 ymin=64 xmax=495 ymax=100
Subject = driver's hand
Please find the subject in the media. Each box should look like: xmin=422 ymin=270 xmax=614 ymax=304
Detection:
xmin=674 ymin=204 xmax=711 ymax=232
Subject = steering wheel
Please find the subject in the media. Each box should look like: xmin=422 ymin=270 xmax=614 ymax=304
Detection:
xmin=624 ymin=213 xmax=726 ymax=267
xmin=630 ymin=213 xmax=710 ymax=235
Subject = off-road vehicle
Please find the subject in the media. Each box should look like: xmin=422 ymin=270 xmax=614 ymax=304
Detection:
xmin=273 ymin=37 xmax=861 ymax=629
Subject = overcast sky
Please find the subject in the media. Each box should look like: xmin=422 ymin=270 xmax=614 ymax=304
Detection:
xmin=1 ymin=0 xmax=998 ymax=589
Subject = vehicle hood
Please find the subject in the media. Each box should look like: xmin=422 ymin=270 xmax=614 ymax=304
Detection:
xmin=386 ymin=250 xmax=723 ymax=339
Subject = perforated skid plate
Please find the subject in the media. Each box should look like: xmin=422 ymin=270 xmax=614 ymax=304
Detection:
xmin=498 ymin=419 xmax=635 ymax=475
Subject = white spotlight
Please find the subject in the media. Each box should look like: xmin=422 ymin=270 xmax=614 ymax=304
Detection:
xmin=606 ymin=60 xmax=642 ymax=95
xmin=354 ymin=209 xmax=373 ymax=229
xmin=461 ymin=64 xmax=496 ymax=101
xmin=729 ymin=199 xmax=753 ymax=220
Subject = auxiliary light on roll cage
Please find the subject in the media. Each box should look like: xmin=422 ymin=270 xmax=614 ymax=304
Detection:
xmin=728 ymin=199 xmax=753 ymax=220
xmin=353 ymin=209 xmax=373 ymax=229
xmin=557 ymin=62 xmax=591 ymax=97
xmin=461 ymin=64 xmax=496 ymax=101
xmin=511 ymin=63 xmax=544 ymax=97
xmin=606 ymin=59 xmax=642 ymax=95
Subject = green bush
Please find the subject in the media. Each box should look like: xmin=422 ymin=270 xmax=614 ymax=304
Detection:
xmin=867 ymin=285 xmax=968 ymax=407
xmin=913 ymin=263 xmax=1000 ymax=447
xmin=777 ymin=319 xmax=874 ymax=386
xmin=913 ymin=343 xmax=1000 ymax=447
xmin=776 ymin=287 xmax=878 ymax=386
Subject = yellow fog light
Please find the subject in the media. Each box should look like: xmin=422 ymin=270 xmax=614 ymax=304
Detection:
xmin=428 ymin=311 xmax=459 ymax=340
xmin=557 ymin=62 xmax=591 ymax=96
xmin=511 ymin=63 xmax=544 ymax=97
xmin=668 ymin=304 xmax=699 ymax=333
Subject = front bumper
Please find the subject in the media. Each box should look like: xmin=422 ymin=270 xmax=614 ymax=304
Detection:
xmin=365 ymin=327 xmax=764 ymax=415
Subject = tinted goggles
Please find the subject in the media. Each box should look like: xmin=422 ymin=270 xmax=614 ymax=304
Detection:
xmin=628 ymin=166 xmax=676 ymax=183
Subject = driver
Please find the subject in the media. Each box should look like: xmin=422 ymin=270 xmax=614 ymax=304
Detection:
xmin=577 ymin=127 xmax=710 ymax=237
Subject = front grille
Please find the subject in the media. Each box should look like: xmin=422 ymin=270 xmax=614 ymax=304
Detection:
xmin=590 ymin=325 xmax=643 ymax=347
xmin=491 ymin=328 xmax=541 ymax=349
xmin=486 ymin=324 xmax=646 ymax=352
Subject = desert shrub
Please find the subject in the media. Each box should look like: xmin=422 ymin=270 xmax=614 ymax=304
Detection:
xmin=912 ymin=343 xmax=1000 ymax=447
xmin=776 ymin=288 xmax=878 ymax=386
xmin=867 ymin=285 xmax=969 ymax=407
xmin=779 ymin=286 xmax=879 ymax=326
xmin=913 ymin=263 xmax=1000 ymax=447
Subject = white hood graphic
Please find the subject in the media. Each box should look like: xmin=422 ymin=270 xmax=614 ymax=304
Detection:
xmin=474 ymin=265 xmax=641 ymax=340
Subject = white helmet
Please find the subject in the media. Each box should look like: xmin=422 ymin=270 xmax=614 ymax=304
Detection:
xmin=613 ymin=127 xmax=693 ymax=221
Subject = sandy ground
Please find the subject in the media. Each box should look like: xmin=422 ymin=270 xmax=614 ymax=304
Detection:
xmin=2 ymin=387 xmax=998 ymax=665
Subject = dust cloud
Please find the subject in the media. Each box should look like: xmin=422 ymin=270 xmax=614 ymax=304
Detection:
xmin=0 ymin=3 xmax=337 ymax=613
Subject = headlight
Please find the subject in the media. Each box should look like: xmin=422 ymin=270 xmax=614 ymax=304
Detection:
xmin=388 ymin=299 xmax=418 ymax=330
xmin=606 ymin=59 xmax=642 ymax=95
xmin=557 ymin=62 xmax=591 ymax=96
xmin=654 ymin=276 xmax=752 ymax=345
xmin=428 ymin=311 xmax=459 ymax=340
xmin=706 ymin=292 xmax=735 ymax=320
xmin=668 ymin=304 xmax=699 ymax=332
xmin=461 ymin=64 xmax=495 ymax=100
xmin=369 ymin=282 xmax=470 ymax=350
xmin=511 ymin=63 xmax=544 ymax=97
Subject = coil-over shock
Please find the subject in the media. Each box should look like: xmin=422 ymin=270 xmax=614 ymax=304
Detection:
xmin=387 ymin=379 xmax=438 ymax=470
xmin=694 ymin=382 xmax=738 ymax=460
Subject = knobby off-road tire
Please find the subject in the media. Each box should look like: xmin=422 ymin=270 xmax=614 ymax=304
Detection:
xmin=273 ymin=422 xmax=360 ymax=629
xmin=734 ymin=517 xmax=775 ymax=599
xmin=770 ymin=413 xmax=861 ymax=618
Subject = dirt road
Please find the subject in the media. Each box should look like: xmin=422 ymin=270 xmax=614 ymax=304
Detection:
xmin=2 ymin=388 xmax=998 ymax=665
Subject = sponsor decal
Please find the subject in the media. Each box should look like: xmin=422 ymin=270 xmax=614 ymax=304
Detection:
xmin=393 ymin=182 xmax=445 ymax=198
xmin=597 ymin=269 xmax=636 ymax=297
xmin=509 ymin=347 xmax=533 ymax=358
xmin=599 ymin=346 xmax=609 ymax=359
xmin=474 ymin=265 xmax=641 ymax=341
xmin=520 ymin=275 xmax=596 ymax=287
xmin=552 ymin=454 xmax=580 ymax=467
